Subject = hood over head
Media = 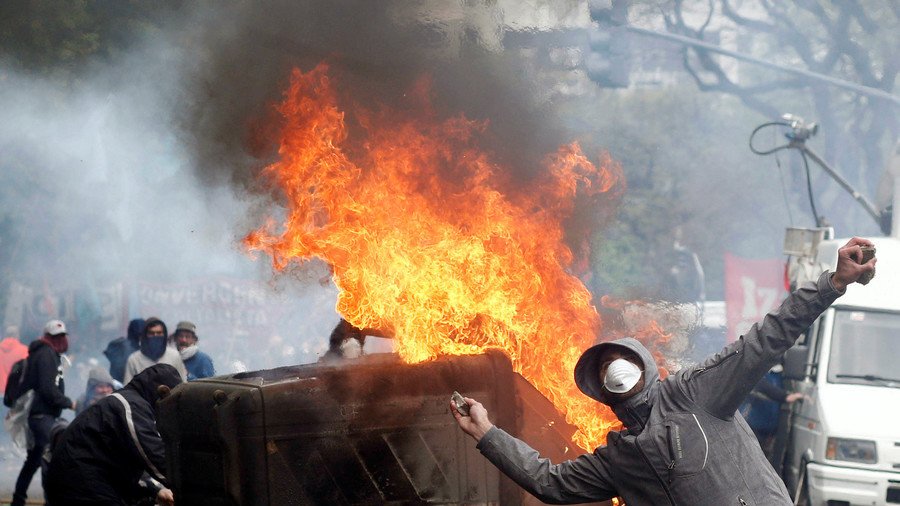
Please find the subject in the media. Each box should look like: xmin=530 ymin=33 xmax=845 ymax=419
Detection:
xmin=140 ymin=317 xmax=168 ymax=360
xmin=127 ymin=318 xmax=146 ymax=345
xmin=85 ymin=366 xmax=116 ymax=392
xmin=124 ymin=363 xmax=183 ymax=406
xmin=574 ymin=337 xmax=660 ymax=434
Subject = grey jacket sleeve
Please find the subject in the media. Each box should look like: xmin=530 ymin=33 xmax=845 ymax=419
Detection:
xmin=476 ymin=426 xmax=617 ymax=504
xmin=680 ymin=271 xmax=842 ymax=419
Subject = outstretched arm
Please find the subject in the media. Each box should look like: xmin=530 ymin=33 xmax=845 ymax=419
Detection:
xmin=681 ymin=237 xmax=875 ymax=419
xmin=452 ymin=398 xmax=616 ymax=504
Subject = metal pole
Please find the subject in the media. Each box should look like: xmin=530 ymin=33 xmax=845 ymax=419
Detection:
xmin=893 ymin=175 xmax=900 ymax=239
xmin=791 ymin=141 xmax=883 ymax=225
xmin=625 ymin=25 xmax=900 ymax=107
xmin=891 ymin=145 xmax=900 ymax=239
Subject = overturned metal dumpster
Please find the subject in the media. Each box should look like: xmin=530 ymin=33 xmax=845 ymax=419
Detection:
xmin=158 ymin=351 xmax=608 ymax=505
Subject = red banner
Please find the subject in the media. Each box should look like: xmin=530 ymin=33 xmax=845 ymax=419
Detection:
xmin=724 ymin=254 xmax=786 ymax=342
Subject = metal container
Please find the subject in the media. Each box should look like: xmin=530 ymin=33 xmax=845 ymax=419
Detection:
xmin=158 ymin=351 xmax=608 ymax=505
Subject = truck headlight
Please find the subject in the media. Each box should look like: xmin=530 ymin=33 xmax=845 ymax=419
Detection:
xmin=825 ymin=437 xmax=877 ymax=464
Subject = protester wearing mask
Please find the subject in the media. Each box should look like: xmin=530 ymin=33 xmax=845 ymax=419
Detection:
xmin=172 ymin=321 xmax=215 ymax=380
xmin=123 ymin=317 xmax=186 ymax=384
xmin=452 ymin=237 xmax=875 ymax=506
xmin=11 ymin=319 xmax=76 ymax=506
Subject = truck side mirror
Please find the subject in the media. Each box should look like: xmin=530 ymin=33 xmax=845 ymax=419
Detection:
xmin=783 ymin=345 xmax=808 ymax=380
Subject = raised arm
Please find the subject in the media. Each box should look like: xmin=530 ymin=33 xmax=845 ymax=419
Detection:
xmin=680 ymin=237 xmax=875 ymax=419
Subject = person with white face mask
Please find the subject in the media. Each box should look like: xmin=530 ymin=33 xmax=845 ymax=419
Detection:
xmin=452 ymin=237 xmax=876 ymax=506
xmin=172 ymin=321 xmax=215 ymax=381
xmin=602 ymin=358 xmax=643 ymax=394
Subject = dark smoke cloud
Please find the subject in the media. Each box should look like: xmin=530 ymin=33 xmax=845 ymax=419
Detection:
xmin=178 ymin=0 xmax=576 ymax=192
xmin=0 ymin=2 xmax=609 ymax=395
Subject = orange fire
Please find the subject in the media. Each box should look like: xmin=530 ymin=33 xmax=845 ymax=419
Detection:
xmin=245 ymin=64 xmax=625 ymax=450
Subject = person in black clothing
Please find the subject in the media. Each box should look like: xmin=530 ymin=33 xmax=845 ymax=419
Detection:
xmin=45 ymin=363 xmax=183 ymax=506
xmin=11 ymin=319 xmax=76 ymax=506
xmin=104 ymin=318 xmax=145 ymax=383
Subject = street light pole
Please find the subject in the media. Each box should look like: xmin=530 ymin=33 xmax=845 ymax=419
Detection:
xmin=749 ymin=115 xmax=891 ymax=235
xmin=787 ymin=140 xmax=882 ymax=226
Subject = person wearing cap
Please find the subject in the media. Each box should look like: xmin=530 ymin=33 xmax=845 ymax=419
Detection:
xmin=452 ymin=237 xmax=876 ymax=505
xmin=11 ymin=319 xmax=77 ymax=506
xmin=172 ymin=320 xmax=215 ymax=380
xmin=123 ymin=317 xmax=187 ymax=384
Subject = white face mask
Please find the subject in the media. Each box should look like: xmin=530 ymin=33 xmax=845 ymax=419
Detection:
xmin=604 ymin=358 xmax=643 ymax=394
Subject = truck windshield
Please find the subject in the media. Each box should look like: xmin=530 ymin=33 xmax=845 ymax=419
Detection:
xmin=828 ymin=310 xmax=900 ymax=388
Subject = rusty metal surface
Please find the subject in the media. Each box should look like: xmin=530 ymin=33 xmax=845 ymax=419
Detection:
xmin=158 ymin=351 xmax=608 ymax=505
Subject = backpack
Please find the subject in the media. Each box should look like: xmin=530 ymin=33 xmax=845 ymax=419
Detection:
xmin=3 ymin=357 xmax=29 ymax=408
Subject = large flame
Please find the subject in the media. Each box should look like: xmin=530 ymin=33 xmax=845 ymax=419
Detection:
xmin=245 ymin=64 xmax=626 ymax=450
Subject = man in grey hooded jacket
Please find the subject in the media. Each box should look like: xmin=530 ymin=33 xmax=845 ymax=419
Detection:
xmin=452 ymin=237 xmax=875 ymax=505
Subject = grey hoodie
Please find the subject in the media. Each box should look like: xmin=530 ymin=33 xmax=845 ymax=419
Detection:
xmin=476 ymin=271 xmax=842 ymax=505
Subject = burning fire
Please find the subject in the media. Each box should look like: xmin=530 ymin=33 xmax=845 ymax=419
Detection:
xmin=245 ymin=64 xmax=626 ymax=450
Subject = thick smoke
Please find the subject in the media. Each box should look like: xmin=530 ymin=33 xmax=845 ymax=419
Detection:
xmin=1 ymin=2 xmax=605 ymax=388
xmin=178 ymin=0 xmax=581 ymax=193
xmin=175 ymin=0 xmax=616 ymax=306
xmin=0 ymin=15 xmax=345 ymax=382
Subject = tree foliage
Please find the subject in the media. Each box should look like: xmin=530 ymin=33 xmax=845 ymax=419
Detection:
xmin=0 ymin=0 xmax=181 ymax=76
xmin=629 ymin=0 xmax=898 ymax=236
xmin=557 ymin=85 xmax=793 ymax=300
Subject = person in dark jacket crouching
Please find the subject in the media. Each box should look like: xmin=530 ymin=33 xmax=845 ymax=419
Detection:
xmin=452 ymin=237 xmax=876 ymax=506
xmin=45 ymin=363 xmax=183 ymax=506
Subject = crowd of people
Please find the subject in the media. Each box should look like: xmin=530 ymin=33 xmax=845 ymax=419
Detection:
xmin=0 ymin=313 xmax=369 ymax=505
xmin=0 ymin=239 xmax=873 ymax=506
xmin=1 ymin=316 xmax=216 ymax=506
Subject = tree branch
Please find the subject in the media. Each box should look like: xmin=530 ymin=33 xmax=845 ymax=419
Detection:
xmin=844 ymin=0 xmax=878 ymax=32
xmin=697 ymin=0 xmax=715 ymax=36
xmin=654 ymin=0 xmax=896 ymax=232
xmin=679 ymin=43 xmax=781 ymax=118
xmin=720 ymin=0 xmax=777 ymax=34
xmin=831 ymin=3 xmax=878 ymax=86
xmin=761 ymin=2 xmax=817 ymax=66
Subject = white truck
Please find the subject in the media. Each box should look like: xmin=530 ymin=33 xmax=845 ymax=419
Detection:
xmin=780 ymin=229 xmax=900 ymax=506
